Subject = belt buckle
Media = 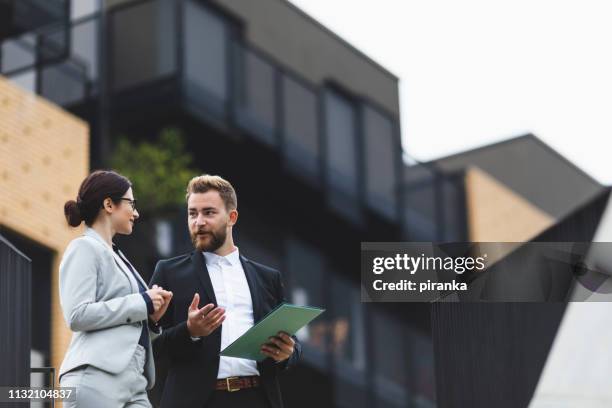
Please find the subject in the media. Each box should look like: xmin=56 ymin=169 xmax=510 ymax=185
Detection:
xmin=226 ymin=376 xmax=240 ymax=392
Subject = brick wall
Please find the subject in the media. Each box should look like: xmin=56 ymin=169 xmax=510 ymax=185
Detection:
xmin=0 ymin=76 xmax=89 ymax=382
xmin=465 ymin=166 xmax=554 ymax=242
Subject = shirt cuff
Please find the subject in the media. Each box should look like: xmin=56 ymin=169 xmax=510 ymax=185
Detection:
xmin=148 ymin=320 xmax=161 ymax=333
xmin=141 ymin=292 xmax=154 ymax=315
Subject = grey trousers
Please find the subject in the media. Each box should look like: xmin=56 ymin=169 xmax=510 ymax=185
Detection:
xmin=60 ymin=345 xmax=151 ymax=408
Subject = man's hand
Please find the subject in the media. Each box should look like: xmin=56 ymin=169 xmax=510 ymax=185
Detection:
xmin=148 ymin=284 xmax=172 ymax=323
xmin=260 ymin=331 xmax=295 ymax=362
xmin=186 ymin=293 xmax=225 ymax=337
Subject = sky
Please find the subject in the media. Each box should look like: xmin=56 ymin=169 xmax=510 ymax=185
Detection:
xmin=289 ymin=0 xmax=612 ymax=185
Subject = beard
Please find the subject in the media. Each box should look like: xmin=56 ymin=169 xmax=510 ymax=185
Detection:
xmin=191 ymin=225 xmax=227 ymax=253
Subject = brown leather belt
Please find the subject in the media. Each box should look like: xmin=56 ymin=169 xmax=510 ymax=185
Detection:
xmin=215 ymin=376 xmax=261 ymax=392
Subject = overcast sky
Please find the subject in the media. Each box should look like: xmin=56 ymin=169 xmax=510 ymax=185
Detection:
xmin=289 ymin=0 xmax=611 ymax=185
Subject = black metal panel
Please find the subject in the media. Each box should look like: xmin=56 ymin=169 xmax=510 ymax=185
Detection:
xmin=432 ymin=303 xmax=565 ymax=408
xmin=432 ymin=189 xmax=611 ymax=407
xmin=0 ymin=233 xmax=31 ymax=391
xmin=533 ymin=188 xmax=610 ymax=243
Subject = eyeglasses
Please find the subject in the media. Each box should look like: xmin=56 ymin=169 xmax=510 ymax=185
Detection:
xmin=119 ymin=198 xmax=137 ymax=210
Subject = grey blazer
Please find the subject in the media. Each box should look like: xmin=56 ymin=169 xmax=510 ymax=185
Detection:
xmin=58 ymin=227 xmax=160 ymax=389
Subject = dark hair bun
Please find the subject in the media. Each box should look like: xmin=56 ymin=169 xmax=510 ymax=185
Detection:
xmin=64 ymin=200 xmax=83 ymax=227
xmin=67 ymin=170 xmax=132 ymax=227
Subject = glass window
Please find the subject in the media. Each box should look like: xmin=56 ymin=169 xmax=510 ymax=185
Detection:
xmin=40 ymin=60 xmax=87 ymax=106
xmin=233 ymin=206 xmax=283 ymax=271
xmin=38 ymin=22 xmax=69 ymax=66
xmin=111 ymin=0 xmax=176 ymax=91
xmin=1 ymin=34 xmax=36 ymax=74
xmin=403 ymin=165 xmax=439 ymax=241
xmin=71 ymin=0 xmax=100 ymax=20
xmin=330 ymin=275 xmax=366 ymax=371
xmin=183 ymin=0 xmax=228 ymax=118
xmin=71 ymin=18 xmax=99 ymax=83
xmin=331 ymin=274 xmax=367 ymax=408
xmin=11 ymin=0 xmax=67 ymax=35
xmin=372 ymin=310 xmax=409 ymax=408
xmin=323 ymin=89 xmax=360 ymax=222
xmin=402 ymin=166 xmax=465 ymax=241
xmin=286 ymin=237 xmax=329 ymax=370
xmin=440 ymin=174 xmax=467 ymax=241
xmin=234 ymin=46 xmax=277 ymax=146
xmin=8 ymin=70 xmax=36 ymax=93
xmin=363 ymin=105 xmax=398 ymax=220
xmin=155 ymin=219 xmax=173 ymax=257
xmin=281 ymin=75 xmax=320 ymax=184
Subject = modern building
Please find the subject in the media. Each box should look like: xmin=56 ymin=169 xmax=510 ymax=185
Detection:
xmin=1 ymin=1 xmax=429 ymax=407
xmin=404 ymin=134 xmax=605 ymax=242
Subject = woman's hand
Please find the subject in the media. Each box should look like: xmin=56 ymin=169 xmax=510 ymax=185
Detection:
xmin=147 ymin=285 xmax=173 ymax=323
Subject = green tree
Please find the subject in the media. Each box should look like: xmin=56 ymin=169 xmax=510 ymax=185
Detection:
xmin=110 ymin=128 xmax=196 ymax=216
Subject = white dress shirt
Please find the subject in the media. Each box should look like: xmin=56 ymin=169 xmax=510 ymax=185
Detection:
xmin=203 ymin=247 xmax=260 ymax=378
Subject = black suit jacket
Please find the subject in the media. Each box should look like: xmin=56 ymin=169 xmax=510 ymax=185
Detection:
xmin=149 ymin=250 xmax=301 ymax=408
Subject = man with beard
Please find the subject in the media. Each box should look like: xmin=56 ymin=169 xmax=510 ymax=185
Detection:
xmin=149 ymin=175 xmax=301 ymax=408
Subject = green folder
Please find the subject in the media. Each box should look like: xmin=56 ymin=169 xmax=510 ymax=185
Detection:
xmin=220 ymin=303 xmax=325 ymax=361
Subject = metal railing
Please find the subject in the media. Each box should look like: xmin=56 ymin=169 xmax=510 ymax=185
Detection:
xmin=30 ymin=367 xmax=56 ymax=408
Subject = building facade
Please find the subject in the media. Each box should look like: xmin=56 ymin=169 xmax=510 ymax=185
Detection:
xmin=1 ymin=1 xmax=433 ymax=407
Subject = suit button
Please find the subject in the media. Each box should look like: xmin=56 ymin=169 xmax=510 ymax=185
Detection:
xmin=127 ymin=318 xmax=131 ymax=323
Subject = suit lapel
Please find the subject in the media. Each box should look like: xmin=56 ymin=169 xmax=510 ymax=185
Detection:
xmin=115 ymin=248 xmax=148 ymax=288
xmin=191 ymin=251 xmax=217 ymax=306
xmin=110 ymin=250 xmax=138 ymax=293
xmin=240 ymin=255 xmax=263 ymax=322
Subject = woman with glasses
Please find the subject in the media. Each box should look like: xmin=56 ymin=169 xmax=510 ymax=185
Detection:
xmin=58 ymin=170 xmax=172 ymax=407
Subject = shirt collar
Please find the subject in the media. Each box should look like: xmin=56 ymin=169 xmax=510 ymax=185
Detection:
xmin=203 ymin=247 xmax=240 ymax=268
